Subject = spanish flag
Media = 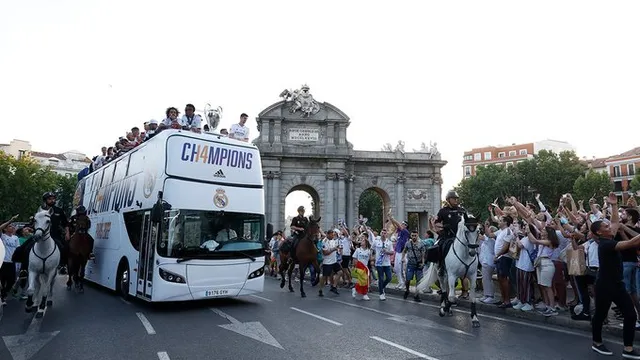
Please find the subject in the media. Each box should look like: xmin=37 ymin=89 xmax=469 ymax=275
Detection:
xmin=352 ymin=260 xmax=370 ymax=295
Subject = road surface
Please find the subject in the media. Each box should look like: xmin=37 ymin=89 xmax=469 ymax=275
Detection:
xmin=0 ymin=277 xmax=634 ymax=360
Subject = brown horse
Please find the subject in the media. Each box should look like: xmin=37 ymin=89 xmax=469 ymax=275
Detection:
xmin=279 ymin=217 xmax=322 ymax=298
xmin=67 ymin=219 xmax=94 ymax=293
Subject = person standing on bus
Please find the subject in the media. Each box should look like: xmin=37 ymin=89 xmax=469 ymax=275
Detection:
xmin=181 ymin=104 xmax=202 ymax=133
xmin=229 ymin=113 xmax=250 ymax=142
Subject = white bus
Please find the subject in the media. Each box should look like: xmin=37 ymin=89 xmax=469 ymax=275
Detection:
xmin=74 ymin=130 xmax=269 ymax=302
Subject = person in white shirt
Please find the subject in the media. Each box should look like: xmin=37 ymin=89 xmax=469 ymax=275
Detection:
xmin=181 ymin=104 xmax=202 ymax=133
xmin=479 ymin=225 xmax=497 ymax=304
xmin=320 ymin=229 xmax=342 ymax=297
xmin=514 ymin=227 xmax=536 ymax=312
xmin=1 ymin=215 xmax=19 ymax=305
xmin=372 ymin=229 xmax=394 ymax=300
xmin=161 ymin=107 xmax=182 ymax=129
xmin=352 ymin=237 xmax=373 ymax=300
xmin=338 ymin=227 xmax=353 ymax=287
xmin=229 ymin=113 xmax=250 ymax=142
xmin=494 ymin=215 xmax=515 ymax=308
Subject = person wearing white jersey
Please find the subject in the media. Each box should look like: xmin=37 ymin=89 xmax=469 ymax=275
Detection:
xmin=319 ymin=229 xmax=342 ymax=297
xmin=229 ymin=113 xmax=250 ymax=142
xmin=372 ymin=229 xmax=394 ymax=300
xmin=181 ymin=104 xmax=202 ymax=133
xmin=338 ymin=227 xmax=353 ymax=288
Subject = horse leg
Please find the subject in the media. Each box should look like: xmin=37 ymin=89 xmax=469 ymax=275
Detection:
xmin=47 ymin=274 xmax=55 ymax=306
xmin=66 ymin=256 xmax=74 ymax=290
xmin=279 ymin=256 xmax=286 ymax=289
xmin=470 ymin=268 xmax=480 ymax=328
xmin=311 ymin=259 xmax=320 ymax=287
xmin=445 ymin=273 xmax=456 ymax=316
xmin=288 ymin=261 xmax=295 ymax=292
xmin=299 ymin=262 xmax=306 ymax=298
xmin=78 ymin=259 xmax=87 ymax=293
xmin=25 ymin=270 xmax=36 ymax=312
xmin=438 ymin=270 xmax=448 ymax=317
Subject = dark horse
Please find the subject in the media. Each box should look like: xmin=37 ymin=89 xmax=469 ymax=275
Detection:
xmin=279 ymin=217 xmax=322 ymax=298
xmin=66 ymin=217 xmax=94 ymax=293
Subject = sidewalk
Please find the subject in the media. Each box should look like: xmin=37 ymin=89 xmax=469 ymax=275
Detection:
xmin=369 ymin=277 xmax=629 ymax=339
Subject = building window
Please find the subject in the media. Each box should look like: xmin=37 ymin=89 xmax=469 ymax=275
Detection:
xmin=508 ymin=150 xmax=517 ymax=157
xmin=506 ymin=162 xmax=514 ymax=167
xmin=464 ymin=166 xmax=471 ymax=176
xmin=613 ymin=165 xmax=622 ymax=177
xmin=463 ymin=154 xmax=473 ymax=161
xmin=484 ymin=152 xmax=492 ymax=160
xmin=519 ymin=149 xmax=527 ymax=155
xmin=614 ymin=181 xmax=623 ymax=192
xmin=629 ymin=164 xmax=635 ymax=176
xmin=498 ymin=152 xmax=505 ymax=158
xmin=474 ymin=153 xmax=481 ymax=161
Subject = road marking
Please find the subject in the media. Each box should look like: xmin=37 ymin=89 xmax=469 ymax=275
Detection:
xmin=2 ymin=308 xmax=60 ymax=360
xmin=370 ymin=336 xmax=440 ymax=360
xmin=384 ymin=295 xmax=626 ymax=346
xmin=250 ymin=294 xmax=273 ymax=302
xmin=119 ymin=297 xmax=131 ymax=305
xmin=325 ymin=298 xmax=472 ymax=336
xmin=210 ymin=308 xmax=284 ymax=349
xmin=157 ymin=352 xmax=170 ymax=360
xmin=136 ymin=312 xmax=156 ymax=335
xmin=290 ymin=307 xmax=343 ymax=326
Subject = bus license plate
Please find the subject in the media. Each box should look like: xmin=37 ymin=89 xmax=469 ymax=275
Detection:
xmin=205 ymin=289 xmax=229 ymax=297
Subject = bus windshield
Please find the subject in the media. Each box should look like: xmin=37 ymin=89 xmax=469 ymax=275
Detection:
xmin=158 ymin=209 xmax=264 ymax=258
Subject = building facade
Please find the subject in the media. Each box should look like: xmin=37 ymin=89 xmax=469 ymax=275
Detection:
xmin=588 ymin=147 xmax=640 ymax=203
xmin=0 ymin=139 xmax=91 ymax=176
xmin=462 ymin=139 xmax=576 ymax=178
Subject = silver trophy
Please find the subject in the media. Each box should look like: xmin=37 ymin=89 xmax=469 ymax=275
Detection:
xmin=203 ymin=103 xmax=223 ymax=132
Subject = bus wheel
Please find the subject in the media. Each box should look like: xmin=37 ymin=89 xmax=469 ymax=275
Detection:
xmin=117 ymin=262 xmax=130 ymax=299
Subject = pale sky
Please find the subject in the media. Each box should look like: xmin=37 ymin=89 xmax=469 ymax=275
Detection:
xmin=2 ymin=1 xmax=640 ymax=221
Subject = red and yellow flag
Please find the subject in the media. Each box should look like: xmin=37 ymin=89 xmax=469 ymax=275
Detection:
xmin=352 ymin=260 xmax=370 ymax=295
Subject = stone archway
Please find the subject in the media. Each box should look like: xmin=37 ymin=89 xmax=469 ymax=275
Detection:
xmin=356 ymin=187 xmax=391 ymax=232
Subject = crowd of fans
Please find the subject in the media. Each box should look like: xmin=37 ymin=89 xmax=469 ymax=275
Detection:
xmin=78 ymin=105 xmax=251 ymax=180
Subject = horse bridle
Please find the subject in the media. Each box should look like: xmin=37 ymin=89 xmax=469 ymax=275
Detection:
xmin=451 ymin=222 xmax=480 ymax=278
xmin=33 ymin=215 xmax=57 ymax=274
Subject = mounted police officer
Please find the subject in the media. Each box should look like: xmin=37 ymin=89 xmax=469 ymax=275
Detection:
xmin=434 ymin=190 xmax=467 ymax=274
xmin=289 ymin=206 xmax=309 ymax=261
xmin=42 ymin=192 xmax=70 ymax=273
xmin=69 ymin=205 xmax=95 ymax=260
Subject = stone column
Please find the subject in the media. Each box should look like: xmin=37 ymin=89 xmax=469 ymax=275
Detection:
xmin=325 ymin=173 xmax=335 ymax=230
xmin=271 ymin=172 xmax=281 ymax=231
xmin=273 ymin=119 xmax=282 ymax=144
xmin=259 ymin=119 xmax=270 ymax=144
xmin=432 ymin=173 xmax=443 ymax=216
xmin=396 ymin=174 xmax=406 ymax=221
xmin=264 ymin=173 xmax=272 ymax=224
xmin=346 ymin=174 xmax=355 ymax=227
xmin=337 ymin=173 xmax=346 ymax=222
xmin=418 ymin=212 xmax=429 ymax=236
xmin=326 ymin=122 xmax=335 ymax=146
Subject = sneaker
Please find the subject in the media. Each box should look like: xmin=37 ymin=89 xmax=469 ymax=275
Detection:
xmin=380 ymin=293 xmax=386 ymax=301
xmin=513 ymin=302 xmax=524 ymax=310
xmin=520 ymin=303 xmax=534 ymax=312
xmin=555 ymin=305 xmax=568 ymax=312
xmin=482 ymin=297 xmax=496 ymax=304
xmin=543 ymin=308 xmax=558 ymax=317
xmin=572 ymin=312 xmax=591 ymax=321
xmin=622 ymin=349 xmax=640 ymax=359
xmin=535 ymin=302 xmax=547 ymax=311
xmin=497 ymin=302 xmax=512 ymax=309
xmin=330 ymin=287 xmax=339 ymax=295
xmin=510 ymin=297 xmax=519 ymax=305
xmin=352 ymin=288 xmax=356 ymax=298
xmin=403 ymin=290 xmax=410 ymax=300
xmin=363 ymin=295 xmax=370 ymax=301
xmin=591 ymin=343 xmax=613 ymax=356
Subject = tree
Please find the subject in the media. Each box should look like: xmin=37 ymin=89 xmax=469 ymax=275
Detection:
xmin=0 ymin=152 xmax=77 ymax=222
xmin=56 ymin=174 xmax=78 ymax=215
xmin=457 ymin=150 xmax=587 ymax=219
xmin=358 ymin=189 xmax=384 ymax=231
xmin=573 ymin=170 xmax=613 ymax=205
xmin=630 ymin=174 xmax=640 ymax=194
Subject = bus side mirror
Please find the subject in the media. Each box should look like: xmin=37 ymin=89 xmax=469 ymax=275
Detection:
xmin=151 ymin=201 xmax=172 ymax=223
xmin=266 ymin=223 xmax=274 ymax=241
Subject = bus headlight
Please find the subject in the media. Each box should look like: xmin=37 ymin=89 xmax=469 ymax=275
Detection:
xmin=248 ymin=267 xmax=264 ymax=279
xmin=159 ymin=268 xmax=186 ymax=284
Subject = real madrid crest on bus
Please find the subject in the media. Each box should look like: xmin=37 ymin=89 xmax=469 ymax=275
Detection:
xmin=213 ymin=188 xmax=228 ymax=208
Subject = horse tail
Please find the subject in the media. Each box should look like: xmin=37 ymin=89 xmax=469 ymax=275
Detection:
xmin=416 ymin=263 xmax=438 ymax=292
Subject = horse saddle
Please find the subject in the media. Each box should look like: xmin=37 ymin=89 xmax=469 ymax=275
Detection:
xmin=426 ymin=238 xmax=454 ymax=263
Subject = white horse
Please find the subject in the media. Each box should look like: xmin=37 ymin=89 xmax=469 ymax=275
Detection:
xmin=26 ymin=207 xmax=61 ymax=317
xmin=419 ymin=214 xmax=481 ymax=327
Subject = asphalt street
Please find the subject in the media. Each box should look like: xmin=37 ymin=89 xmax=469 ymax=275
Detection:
xmin=0 ymin=276 xmax=636 ymax=360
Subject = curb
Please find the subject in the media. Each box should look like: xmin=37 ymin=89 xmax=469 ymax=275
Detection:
xmin=370 ymin=284 xmax=626 ymax=338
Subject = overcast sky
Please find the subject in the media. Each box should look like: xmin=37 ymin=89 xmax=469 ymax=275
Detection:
xmin=2 ymin=1 xmax=639 ymax=220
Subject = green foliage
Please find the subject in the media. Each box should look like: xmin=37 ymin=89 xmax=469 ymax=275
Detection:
xmin=457 ymin=150 xmax=588 ymax=219
xmin=573 ymin=170 xmax=613 ymax=204
xmin=358 ymin=189 xmax=384 ymax=231
xmin=630 ymin=174 xmax=640 ymax=194
xmin=0 ymin=152 xmax=78 ymax=222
